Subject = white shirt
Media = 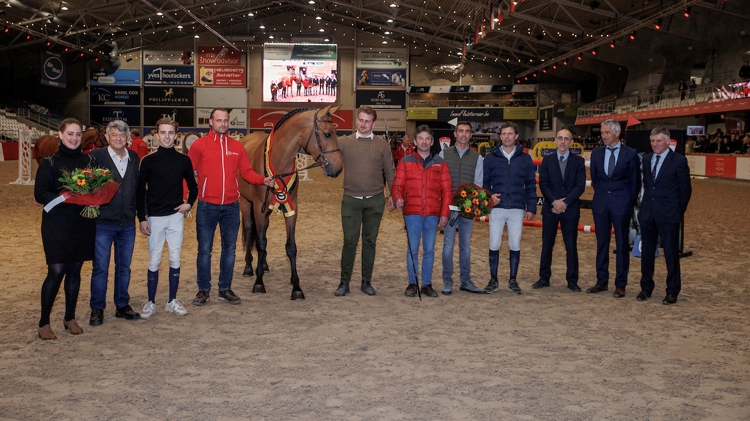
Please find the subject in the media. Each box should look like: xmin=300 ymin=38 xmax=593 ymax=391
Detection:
xmin=108 ymin=146 xmax=130 ymax=178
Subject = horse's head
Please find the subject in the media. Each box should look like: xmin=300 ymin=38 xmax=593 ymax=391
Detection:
xmin=302 ymin=105 xmax=343 ymax=178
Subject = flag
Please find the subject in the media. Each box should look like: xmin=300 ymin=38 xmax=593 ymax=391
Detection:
xmin=509 ymin=0 xmax=515 ymax=14
xmin=626 ymin=116 xmax=641 ymax=128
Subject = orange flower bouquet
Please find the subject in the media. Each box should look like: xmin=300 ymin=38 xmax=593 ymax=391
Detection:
xmin=452 ymin=183 xmax=492 ymax=220
xmin=58 ymin=167 xmax=120 ymax=218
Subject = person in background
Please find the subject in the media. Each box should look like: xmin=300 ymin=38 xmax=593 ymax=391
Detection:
xmin=739 ymin=61 xmax=750 ymax=80
xmin=392 ymin=125 xmax=452 ymax=298
xmin=393 ymin=134 xmax=414 ymax=167
xmin=34 ymin=118 xmax=96 ymax=340
xmin=128 ymin=129 xmax=149 ymax=160
xmin=136 ymin=118 xmax=198 ymax=319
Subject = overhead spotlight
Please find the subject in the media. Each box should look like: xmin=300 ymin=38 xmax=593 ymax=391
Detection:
xmin=194 ymin=35 xmax=200 ymax=38
xmin=389 ymin=2 xmax=397 ymax=7
xmin=542 ymin=68 xmax=547 ymax=73
xmin=269 ymin=35 xmax=274 ymax=39
xmin=655 ymin=19 xmax=662 ymax=30
xmin=552 ymin=64 xmax=557 ymax=70
xmin=629 ymin=31 xmax=636 ymax=40
xmin=156 ymin=11 xmax=163 ymax=16
xmin=577 ymin=54 xmax=582 ymax=61
xmin=248 ymin=12 xmax=254 ymax=16
xmin=591 ymin=48 xmax=598 ymax=56
xmin=683 ymin=7 xmax=691 ymax=18
xmin=324 ymin=38 xmax=329 ymax=42
xmin=64 ymin=47 xmax=69 ymax=52
xmin=46 ymin=40 xmax=51 ymax=47
xmin=308 ymin=0 xmax=315 ymax=3
xmin=516 ymin=79 xmax=521 ymax=84
xmin=177 ymin=25 xmax=183 ymax=29
xmin=563 ymin=59 xmax=568 ymax=65
xmin=589 ymin=0 xmax=600 ymax=10
xmin=524 ymin=76 xmax=528 ymax=81
xmin=259 ymin=24 xmax=265 ymax=29
xmin=387 ymin=18 xmax=393 ymax=23
xmin=532 ymin=73 xmax=537 ymax=78
xmin=609 ymin=41 xmax=615 ymax=48
xmin=315 ymin=16 xmax=322 ymax=20
xmin=382 ymin=40 xmax=388 ymax=44
xmin=319 ymin=28 xmax=324 ymax=32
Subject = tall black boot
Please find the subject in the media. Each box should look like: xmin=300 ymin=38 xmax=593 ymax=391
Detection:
xmin=484 ymin=250 xmax=500 ymax=293
xmin=508 ymin=250 xmax=522 ymax=294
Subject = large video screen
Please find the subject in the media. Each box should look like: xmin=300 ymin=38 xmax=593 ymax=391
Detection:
xmin=263 ymin=43 xmax=337 ymax=103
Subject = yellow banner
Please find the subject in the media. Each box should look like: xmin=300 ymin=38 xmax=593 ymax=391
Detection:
xmin=407 ymin=108 xmax=438 ymax=120
xmin=503 ymin=107 xmax=537 ymax=120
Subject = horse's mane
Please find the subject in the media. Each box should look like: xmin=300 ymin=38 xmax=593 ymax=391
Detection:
xmin=274 ymin=108 xmax=311 ymax=132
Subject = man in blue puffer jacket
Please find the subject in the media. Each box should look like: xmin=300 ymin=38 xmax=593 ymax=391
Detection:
xmin=482 ymin=121 xmax=537 ymax=295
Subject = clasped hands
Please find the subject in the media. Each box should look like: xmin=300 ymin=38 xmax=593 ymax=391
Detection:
xmin=551 ymin=197 xmax=567 ymax=214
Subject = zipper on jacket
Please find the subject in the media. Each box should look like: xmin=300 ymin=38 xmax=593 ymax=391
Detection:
xmin=220 ymin=134 xmax=226 ymax=204
xmin=202 ymin=177 xmax=207 ymax=198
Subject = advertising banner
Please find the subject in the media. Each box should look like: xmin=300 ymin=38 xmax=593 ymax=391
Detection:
xmin=144 ymin=86 xmax=194 ymax=107
xmin=196 ymin=45 xmax=245 ymax=87
xmin=40 ymin=51 xmax=66 ymax=88
xmin=90 ymin=69 xmax=141 ymax=85
xmin=372 ymin=110 xmax=407 ymax=132
xmin=248 ymin=108 xmax=352 ymax=131
xmin=264 ymin=44 xmax=337 ymax=60
xmin=198 ymin=66 xmax=246 ymax=87
xmin=355 ymin=90 xmax=406 ymax=109
xmin=356 ymin=69 xmax=406 ymax=88
xmin=143 ymin=50 xmax=194 ymax=66
xmin=143 ymin=107 xmax=195 ymax=127
xmin=356 ymin=48 xmax=407 ymax=68
xmin=539 ymin=106 xmax=553 ymax=131
xmin=196 ymin=87 xmax=247 ymax=108
xmin=437 ymin=107 xmax=504 ymax=121
xmin=503 ymin=107 xmax=537 ymax=120
xmin=407 ymin=108 xmax=438 ymax=120
xmin=197 ymin=108 xmax=247 ymax=129
xmin=90 ymin=86 xmax=140 ymax=106
xmin=143 ymin=65 xmax=194 ymax=85
xmin=90 ymin=107 xmax=141 ymax=126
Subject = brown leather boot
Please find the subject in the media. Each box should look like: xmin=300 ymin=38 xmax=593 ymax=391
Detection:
xmin=38 ymin=324 xmax=57 ymax=340
xmin=63 ymin=319 xmax=84 ymax=335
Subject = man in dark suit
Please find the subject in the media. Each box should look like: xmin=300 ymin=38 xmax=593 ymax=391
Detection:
xmin=586 ymin=119 xmax=641 ymax=298
xmin=533 ymin=127 xmax=586 ymax=292
xmin=637 ymin=127 xmax=692 ymax=305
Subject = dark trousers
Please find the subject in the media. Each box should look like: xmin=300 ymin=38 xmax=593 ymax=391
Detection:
xmin=593 ymin=210 xmax=632 ymax=288
xmin=639 ymin=217 xmax=681 ymax=296
xmin=340 ymin=193 xmax=385 ymax=284
xmin=539 ymin=213 xmax=579 ymax=283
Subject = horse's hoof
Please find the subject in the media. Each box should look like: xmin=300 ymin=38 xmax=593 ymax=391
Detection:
xmin=291 ymin=290 xmax=306 ymax=300
xmin=243 ymin=267 xmax=254 ymax=277
xmin=252 ymin=284 xmax=266 ymax=294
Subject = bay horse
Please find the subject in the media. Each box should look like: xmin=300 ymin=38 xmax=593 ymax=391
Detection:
xmin=238 ymin=105 xmax=343 ymax=300
xmin=33 ymin=126 xmax=108 ymax=164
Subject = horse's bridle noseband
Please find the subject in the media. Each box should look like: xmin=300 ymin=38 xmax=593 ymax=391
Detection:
xmin=303 ymin=108 xmax=340 ymax=169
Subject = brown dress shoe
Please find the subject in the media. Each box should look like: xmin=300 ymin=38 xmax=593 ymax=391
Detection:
xmin=421 ymin=284 xmax=439 ymax=298
xmin=63 ymin=319 xmax=84 ymax=335
xmin=38 ymin=324 xmax=57 ymax=340
xmin=613 ymin=287 xmax=626 ymax=299
xmin=586 ymin=284 xmax=609 ymax=293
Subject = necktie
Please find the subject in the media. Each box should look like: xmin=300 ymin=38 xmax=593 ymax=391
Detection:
xmin=652 ymin=154 xmax=661 ymax=181
xmin=559 ymin=155 xmax=566 ymax=180
xmin=607 ymin=147 xmax=616 ymax=177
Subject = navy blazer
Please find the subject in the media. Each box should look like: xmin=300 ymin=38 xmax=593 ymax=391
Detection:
xmin=640 ymin=150 xmax=692 ymax=222
xmin=589 ymin=143 xmax=641 ymax=216
xmin=539 ymin=153 xmax=586 ymax=220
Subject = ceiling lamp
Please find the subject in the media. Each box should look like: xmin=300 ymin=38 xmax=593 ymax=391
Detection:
xmin=683 ymin=7 xmax=691 ymax=18
xmin=654 ymin=19 xmax=662 ymax=30
xmin=629 ymin=31 xmax=636 ymax=40
xmin=577 ymin=54 xmax=582 ymax=60
xmin=591 ymin=48 xmax=598 ymax=56
xmin=390 ymin=2 xmax=397 ymax=8
xmin=609 ymin=41 xmax=615 ymax=48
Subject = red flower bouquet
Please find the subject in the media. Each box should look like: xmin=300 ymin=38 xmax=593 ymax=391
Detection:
xmin=58 ymin=167 xmax=120 ymax=218
xmin=453 ymin=183 xmax=492 ymax=219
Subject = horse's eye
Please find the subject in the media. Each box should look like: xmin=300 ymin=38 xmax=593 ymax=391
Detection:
xmin=324 ymin=132 xmax=331 ymax=138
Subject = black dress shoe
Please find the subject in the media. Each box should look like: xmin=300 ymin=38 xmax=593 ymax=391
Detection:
xmin=360 ymin=280 xmax=376 ymax=296
xmin=636 ymin=290 xmax=652 ymax=302
xmin=115 ymin=305 xmax=141 ymax=320
xmin=89 ymin=309 xmax=104 ymax=326
xmin=404 ymin=284 xmax=418 ymax=297
xmin=567 ymin=283 xmax=582 ymax=292
xmin=662 ymin=294 xmax=678 ymax=305
xmin=421 ymin=284 xmax=439 ymax=297
xmin=532 ymin=279 xmax=550 ymax=289
xmin=333 ymin=283 xmax=350 ymax=296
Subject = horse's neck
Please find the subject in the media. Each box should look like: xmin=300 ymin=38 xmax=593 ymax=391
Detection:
xmin=269 ymin=126 xmax=303 ymax=172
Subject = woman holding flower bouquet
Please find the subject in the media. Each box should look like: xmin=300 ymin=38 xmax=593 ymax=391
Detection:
xmin=33 ymin=118 xmax=96 ymax=340
xmin=392 ymin=125 xmax=453 ymax=298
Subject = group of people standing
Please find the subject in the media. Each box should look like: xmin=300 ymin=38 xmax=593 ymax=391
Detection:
xmin=335 ymin=111 xmax=692 ymax=309
xmin=35 ymin=109 xmax=274 ymax=340
xmin=269 ymin=75 xmax=337 ymax=101
xmin=35 ymin=107 xmax=692 ymax=340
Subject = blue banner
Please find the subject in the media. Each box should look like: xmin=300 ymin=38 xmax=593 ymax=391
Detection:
xmin=356 ymin=69 xmax=407 ymax=87
xmin=90 ymin=86 xmax=140 ymax=106
xmin=90 ymin=107 xmax=141 ymax=126
xmin=90 ymin=69 xmax=141 ymax=86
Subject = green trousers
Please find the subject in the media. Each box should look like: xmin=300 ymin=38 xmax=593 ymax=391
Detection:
xmin=340 ymin=193 xmax=385 ymax=284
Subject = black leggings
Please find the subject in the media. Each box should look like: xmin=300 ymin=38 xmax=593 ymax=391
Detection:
xmin=39 ymin=262 xmax=84 ymax=328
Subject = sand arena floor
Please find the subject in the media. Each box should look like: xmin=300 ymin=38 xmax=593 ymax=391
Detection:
xmin=0 ymin=159 xmax=748 ymax=420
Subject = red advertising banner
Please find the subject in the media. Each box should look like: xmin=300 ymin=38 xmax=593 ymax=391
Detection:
xmin=705 ymin=155 xmax=737 ymax=178
xmin=197 ymin=45 xmax=242 ymax=66
xmin=249 ymin=108 xmax=353 ymax=131
xmin=198 ymin=66 xmax=246 ymax=87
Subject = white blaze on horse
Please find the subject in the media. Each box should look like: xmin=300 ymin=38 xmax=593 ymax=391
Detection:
xmin=238 ymin=105 xmax=343 ymax=300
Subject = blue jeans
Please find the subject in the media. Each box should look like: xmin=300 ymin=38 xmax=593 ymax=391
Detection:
xmin=404 ymin=215 xmax=439 ymax=286
xmin=196 ymin=200 xmax=240 ymax=291
xmin=442 ymin=216 xmax=474 ymax=286
xmin=90 ymin=224 xmax=136 ymax=310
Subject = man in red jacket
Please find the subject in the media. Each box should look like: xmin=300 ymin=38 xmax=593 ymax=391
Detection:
xmin=392 ymin=134 xmax=413 ymax=167
xmin=188 ymin=109 xmax=274 ymax=306
xmin=128 ymin=129 xmax=149 ymax=160
xmin=392 ymin=125 xmax=452 ymax=298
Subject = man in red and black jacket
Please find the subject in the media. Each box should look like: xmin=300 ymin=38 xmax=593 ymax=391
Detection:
xmin=392 ymin=125 xmax=452 ymax=298
xmin=188 ymin=108 xmax=274 ymax=306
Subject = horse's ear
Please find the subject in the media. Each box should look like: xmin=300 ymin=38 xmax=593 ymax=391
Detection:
xmin=327 ymin=104 xmax=340 ymax=116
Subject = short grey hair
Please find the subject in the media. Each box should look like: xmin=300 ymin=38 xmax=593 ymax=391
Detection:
xmin=650 ymin=126 xmax=670 ymax=139
xmin=107 ymin=120 xmax=130 ymax=136
xmin=601 ymin=119 xmax=621 ymax=134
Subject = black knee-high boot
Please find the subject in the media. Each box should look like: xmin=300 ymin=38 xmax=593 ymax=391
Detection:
xmin=509 ymin=250 xmax=520 ymax=281
xmin=489 ymin=249 xmax=499 ymax=281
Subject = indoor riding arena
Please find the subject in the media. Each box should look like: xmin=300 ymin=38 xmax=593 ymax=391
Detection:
xmin=0 ymin=159 xmax=748 ymax=420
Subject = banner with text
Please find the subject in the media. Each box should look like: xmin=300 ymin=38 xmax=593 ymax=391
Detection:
xmin=90 ymin=107 xmax=141 ymax=126
xmin=143 ymin=50 xmax=194 ymax=66
xmin=90 ymin=69 xmax=140 ymax=86
xmin=90 ymin=86 xmax=140 ymax=106
xmin=144 ymin=86 xmax=194 ymax=107
xmin=355 ymin=90 xmax=406 ymax=109
xmin=41 ymin=51 xmax=66 ymax=88
xmin=356 ymin=48 xmax=407 ymax=69
xmin=143 ymin=65 xmax=194 ymax=85
xmin=197 ymin=108 xmax=247 ymax=130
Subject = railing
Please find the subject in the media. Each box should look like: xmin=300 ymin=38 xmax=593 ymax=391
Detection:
xmin=16 ymin=108 xmax=62 ymax=132
xmin=577 ymin=78 xmax=750 ymax=119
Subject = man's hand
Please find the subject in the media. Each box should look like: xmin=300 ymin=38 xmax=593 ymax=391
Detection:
xmin=263 ymin=176 xmax=275 ymax=187
xmin=551 ymin=198 xmax=567 ymax=214
xmin=174 ymin=203 xmax=191 ymax=215
xmin=438 ymin=215 xmax=449 ymax=228
xmin=386 ymin=197 xmax=396 ymax=211
xmin=524 ymin=211 xmax=534 ymax=221
xmin=395 ymin=198 xmax=404 ymax=209
xmin=491 ymin=193 xmax=501 ymax=206
xmin=139 ymin=220 xmax=151 ymax=236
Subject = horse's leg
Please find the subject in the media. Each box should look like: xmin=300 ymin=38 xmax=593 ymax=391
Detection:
xmin=252 ymin=207 xmax=270 ymax=294
xmin=285 ymin=214 xmax=304 ymax=300
xmin=240 ymin=197 xmax=255 ymax=277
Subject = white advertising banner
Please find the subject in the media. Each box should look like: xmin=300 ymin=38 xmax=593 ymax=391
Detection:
xmin=686 ymin=155 xmax=706 ymax=176
xmin=196 ymin=87 xmax=247 ymax=108
xmin=372 ymin=110 xmax=407 ymax=132
xmin=736 ymin=156 xmax=750 ymax=180
xmin=196 ymin=108 xmax=247 ymax=129
xmin=356 ymin=48 xmax=408 ymax=69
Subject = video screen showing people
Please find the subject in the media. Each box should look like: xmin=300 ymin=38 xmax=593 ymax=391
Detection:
xmin=263 ymin=59 xmax=338 ymax=103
